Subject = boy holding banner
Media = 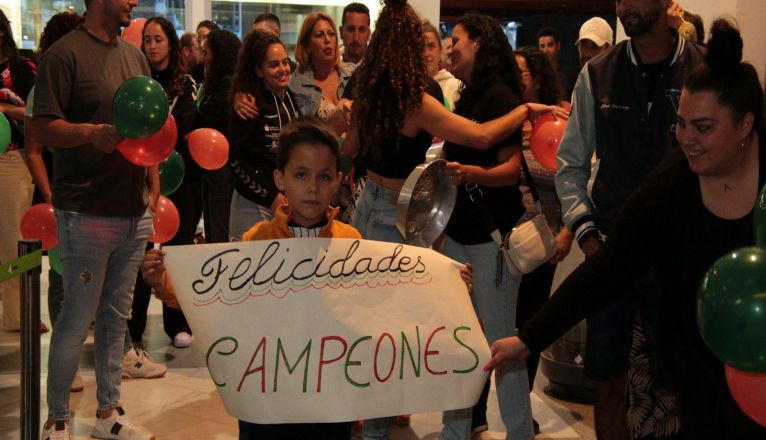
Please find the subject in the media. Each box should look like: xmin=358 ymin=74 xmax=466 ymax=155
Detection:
xmin=143 ymin=118 xmax=359 ymax=438
xmin=142 ymin=117 xmax=476 ymax=437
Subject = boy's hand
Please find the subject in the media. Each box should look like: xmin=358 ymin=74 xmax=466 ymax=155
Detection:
xmin=141 ymin=249 xmax=166 ymax=289
xmin=154 ymin=288 xmax=181 ymax=310
xmin=459 ymin=263 xmax=473 ymax=295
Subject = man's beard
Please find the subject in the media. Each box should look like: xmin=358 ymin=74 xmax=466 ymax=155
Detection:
xmin=620 ymin=8 xmax=661 ymax=37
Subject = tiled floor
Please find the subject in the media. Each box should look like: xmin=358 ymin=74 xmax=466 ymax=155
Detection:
xmin=0 ymin=258 xmax=595 ymax=439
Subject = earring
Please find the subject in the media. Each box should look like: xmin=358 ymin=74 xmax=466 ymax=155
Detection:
xmin=741 ymin=139 xmax=746 ymax=153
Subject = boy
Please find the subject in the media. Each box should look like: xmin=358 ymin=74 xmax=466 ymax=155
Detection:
xmin=141 ymin=118 xmax=473 ymax=438
xmin=142 ymin=118 xmax=357 ymax=438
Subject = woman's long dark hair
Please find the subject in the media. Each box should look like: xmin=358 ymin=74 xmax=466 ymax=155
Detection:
xmin=142 ymin=17 xmax=186 ymax=99
xmin=0 ymin=9 xmax=17 ymax=60
xmin=39 ymin=12 xmax=83 ymax=55
xmin=231 ymin=31 xmax=285 ymax=98
xmin=352 ymin=0 xmax=428 ymax=164
xmin=684 ymin=19 xmax=764 ymax=136
xmin=453 ymin=13 xmax=523 ymax=116
xmin=514 ymin=46 xmax=561 ymax=105
xmin=204 ymin=30 xmax=242 ymax=97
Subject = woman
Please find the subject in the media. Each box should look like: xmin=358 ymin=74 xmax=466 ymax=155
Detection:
xmin=196 ymin=30 xmax=241 ymax=244
xmin=422 ymin=20 xmax=460 ymax=111
xmin=487 ymin=20 xmax=766 ymax=440
xmin=289 ymin=12 xmax=354 ymax=133
xmin=437 ymin=13 xmax=533 ymax=440
xmin=343 ymin=1 xmax=565 ymax=438
xmin=513 ymin=45 xmax=573 ymax=397
xmin=228 ymin=31 xmax=297 ymax=240
xmin=136 ymin=16 xmax=199 ymax=349
xmin=0 ymin=9 xmax=36 ymax=331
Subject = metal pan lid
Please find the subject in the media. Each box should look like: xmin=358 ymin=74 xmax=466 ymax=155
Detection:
xmin=395 ymin=141 xmax=457 ymax=248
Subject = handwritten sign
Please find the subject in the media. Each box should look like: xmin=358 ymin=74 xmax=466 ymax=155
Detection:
xmin=163 ymin=238 xmax=490 ymax=423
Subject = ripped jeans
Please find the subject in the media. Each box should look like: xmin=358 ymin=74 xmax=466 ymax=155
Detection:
xmin=46 ymin=209 xmax=153 ymax=420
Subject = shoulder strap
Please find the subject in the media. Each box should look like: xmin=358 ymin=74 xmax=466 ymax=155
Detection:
xmin=520 ymin=153 xmax=544 ymax=213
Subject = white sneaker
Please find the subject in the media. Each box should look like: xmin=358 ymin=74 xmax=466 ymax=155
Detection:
xmin=121 ymin=347 xmax=166 ymax=379
xmin=91 ymin=407 xmax=154 ymax=440
xmin=173 ymin=331 xmax=193 ymax=348
xmin=41 ymin=420 xmax=70 ymax=440
xmin=70 ymin=371 xmax=84 ymax=393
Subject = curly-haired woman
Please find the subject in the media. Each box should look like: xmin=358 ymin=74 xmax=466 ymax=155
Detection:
xmin=438 ymin=13 xmax=535 ymax=440
xmin=227 ymin=31 xmax=298 ymax=241
xmin=343 ymin=1 xmax=564 ymax=438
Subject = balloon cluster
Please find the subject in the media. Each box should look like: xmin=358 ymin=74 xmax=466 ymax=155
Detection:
xmin=111 ymin=75 xmax=171 ymax=167
xmin=697 ymin=184 xmax=766 ymax=428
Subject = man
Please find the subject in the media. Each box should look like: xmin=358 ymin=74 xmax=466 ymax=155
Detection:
xmin=538 ymin=26 xmax=575 ymax=97
xmin=252 ymin=12 xmax=280 ymax=36
xmin=576 ymin=17 xmax=613 ymax=67
xmin=555 ymin=0 xmax=704 ymax=439
xmin=32 ymin=0 xmax=160 ymax=438
xmin=180 ymin=31 xmax=203 ymax=83
xmin=339 ymin=2 xmax=370 ymax=65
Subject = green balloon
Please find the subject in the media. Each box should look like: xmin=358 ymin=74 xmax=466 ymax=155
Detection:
xmin=112 ymin=76 xmax=169 ymax=139
xmin=48 ymin=246 xmax=63 ymax=276
xmin=0 ymin=112 xmax=10 ymax=154
xmin=754 ymin=183 xmax=766 ymax=246
xmin=698 ymin=246 xmax=766 ymax=372
xmin=159 ymin=150 xmax=185 ymax=196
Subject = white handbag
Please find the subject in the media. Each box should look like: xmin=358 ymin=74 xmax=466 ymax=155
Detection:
xmin=500 ymin=213 xmax=557 ymax=276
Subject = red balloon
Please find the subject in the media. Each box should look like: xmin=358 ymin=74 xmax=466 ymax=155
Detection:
xmin=150 ymin=196 xmax=180 ymax=244
xmin=117 ymin=114 xmax=177 ymax=166
xmin=20 ymin=203 xmax=57 ymax=250
xmin=188 ymin=128 xmax=229 ymax=170
xmin=530 ymin=118 xmax=566 ymax=171
xmin=726 ymin=365 xmax=766 ymax=428
xmin=121 ymin=18 xmax=146 ymax=49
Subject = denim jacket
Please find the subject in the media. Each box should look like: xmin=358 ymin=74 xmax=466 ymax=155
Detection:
xmin=288 ymin=62 xmax=356 ymax=117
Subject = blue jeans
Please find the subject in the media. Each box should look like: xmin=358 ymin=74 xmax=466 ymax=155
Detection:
xmin=46 ymin=209 xmax=153 ymax=420
xmin=351 ymin=180 xmax=402 ymax=439
xmin=350 ymin=179 xmax=402 ymax=243
xmin=229 ymin=191 xmax=273 ymax=242
xmin=440 ymin=236 xmax=534 ymax=440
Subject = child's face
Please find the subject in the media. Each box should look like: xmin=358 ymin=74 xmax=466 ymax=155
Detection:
xmin=274 ymin=143 xmax=341 ymax=228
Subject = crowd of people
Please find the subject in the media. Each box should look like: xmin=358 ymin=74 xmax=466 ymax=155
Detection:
xmin=0 ymin=0 xmax=763 ymax=439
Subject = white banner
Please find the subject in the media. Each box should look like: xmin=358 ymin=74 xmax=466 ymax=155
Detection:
xmin=163 ymin=238 xmax=490 ymax=423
